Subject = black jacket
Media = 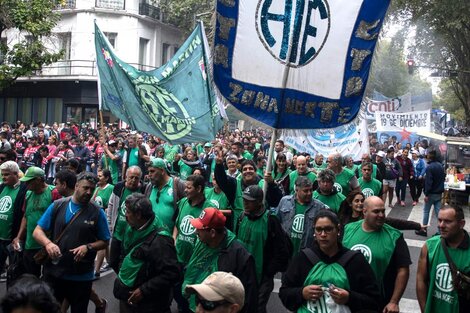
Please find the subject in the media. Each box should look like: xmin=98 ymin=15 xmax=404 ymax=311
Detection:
xmin=218 ymin=237 xmax=258 ymax=313
xmin=279 ymin=244 xmax=381 ymax=312
xmin=424 ymin=160 xmax=445 ymax=196
xmin=114 ymin=224 xmax=180 ymax=313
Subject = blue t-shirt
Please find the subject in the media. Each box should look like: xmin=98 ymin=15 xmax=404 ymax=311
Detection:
xmin=38 ymin=199 xmax=111 ymax=281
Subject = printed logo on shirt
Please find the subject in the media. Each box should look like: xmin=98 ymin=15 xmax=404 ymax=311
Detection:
xmin=306 ymin=293 xmax=329 ymax=313
xmin=0 ymin=196 xmax=13 ymax=214
xmin=333 ymin=182 xmax=343 ymax=194
xmin=362 ymin=188 xmax=374 ymax=198
xmin=292 ymin=214 xmax=304 ymax=234
xmin=120 ymin=201 xmax=126 ymax=216
xmin=435 ymin=263 xmax=453 ymax=292
xmin=94 ymin=196 xmax=103 ymax=207
xmin=180 ymin=215 xmax=196 ymax=236
xmin=351 ymin=244 xmax=372 ymax=264
xmin=168 ymin=188 xmax=173 ymax=196
xmin=209 ymin=199 xmax=220 ymax=209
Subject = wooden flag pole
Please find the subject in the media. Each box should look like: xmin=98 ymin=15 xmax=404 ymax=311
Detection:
xmin=99 ymin=110 xmax=108 ymax=169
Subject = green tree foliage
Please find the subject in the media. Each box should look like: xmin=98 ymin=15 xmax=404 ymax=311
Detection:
xmin=367 ymin=30 xmax=431 ymax=98
xmin=0 ymin=0 xmax=63 ymax=90
xmin=158 ymin=0 xmax=214 ymax=37
xmin=435 ymin=79 xmax=466 ymax=123
xmin=393 ymin=0 xmax=470 ymax=125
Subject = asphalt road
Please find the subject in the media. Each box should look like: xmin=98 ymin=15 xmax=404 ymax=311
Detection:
xmin=1 ymin=190 xmax=469 ymax=313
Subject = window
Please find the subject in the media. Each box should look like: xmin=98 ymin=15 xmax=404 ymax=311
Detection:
xmin=95 ymin=0 xmax=125 ymax=10
xmin=161 ymin=43 xmax=170 ymax=65
xmin=57 ymin=32 xmax=71 ymax=60
xmin=104 ymin=32 xmax=118 ymax=48
xmin=139 ymin=38 xmax=149 ymax=70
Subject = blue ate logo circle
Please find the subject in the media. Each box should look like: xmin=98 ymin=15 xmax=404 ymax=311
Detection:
xmin=255 ymin=0 xmax=331 ymax=67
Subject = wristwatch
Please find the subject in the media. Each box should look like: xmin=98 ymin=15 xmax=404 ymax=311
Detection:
xmin=86 ymin=244 xmax=94 ymax=251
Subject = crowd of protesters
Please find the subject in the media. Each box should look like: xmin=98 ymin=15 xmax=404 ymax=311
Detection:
xmin=0 ymin=119 xmax=468 ymax=313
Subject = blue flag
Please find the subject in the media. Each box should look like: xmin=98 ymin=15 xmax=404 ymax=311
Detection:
xmin=95 ymin=22 xmax=224 ymax=143
xmin=213 ymin=0 xmax=390 ymax=129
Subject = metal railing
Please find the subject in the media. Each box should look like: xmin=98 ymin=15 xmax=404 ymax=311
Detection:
xmin=139 ymin=3 xmax=161 ymax=20
xmin=95 ymin=0 xmax=125 ymax=10
xmin=28 ymin=59 xmax=158 ymax=77
xmin=55 ymin=0 xmax=76 ymax=9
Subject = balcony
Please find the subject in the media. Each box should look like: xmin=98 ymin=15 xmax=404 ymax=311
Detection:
xmin=55 ymin=0 xmax=76 ymax=9
xmin=139 ymin=3 xmax=161 ymax=20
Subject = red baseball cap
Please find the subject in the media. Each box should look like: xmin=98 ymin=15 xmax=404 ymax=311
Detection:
xmin=191 ymin=208 xmax=226 ymax=229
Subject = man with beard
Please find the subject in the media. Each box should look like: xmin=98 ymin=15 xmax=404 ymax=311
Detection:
xmin=214 ymin=147 xmax=282 ymax=231
xmin=33 ymin=172 xmax=110 ymax=313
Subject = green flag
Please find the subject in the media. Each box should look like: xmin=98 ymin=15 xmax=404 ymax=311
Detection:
xmin=95 ymin=22 xmax=224 ymax=144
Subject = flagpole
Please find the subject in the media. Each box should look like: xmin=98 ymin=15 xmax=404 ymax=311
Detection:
xmin=99 ymin=110 xmax=108 ymax=169
xmin=263 ymin=30 xmax=295 ymax=204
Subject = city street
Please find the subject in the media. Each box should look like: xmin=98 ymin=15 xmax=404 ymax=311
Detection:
xmin=1 ymin=192 xmax=469 ymax=313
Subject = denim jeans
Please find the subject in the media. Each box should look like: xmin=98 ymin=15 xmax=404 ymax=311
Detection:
xmin=395 ymin=178 xmax=408 ymax=202
xmin=423 ymin=193 xmax=442 ymax=225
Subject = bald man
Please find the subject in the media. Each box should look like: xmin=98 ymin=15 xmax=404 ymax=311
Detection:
xmin=342 ymin=196 xmax=411 ymax=313
xmin=327 ymin=153 xmax=360 ymax=197
xmin=288 ymin=156 xmax=317 ymax=194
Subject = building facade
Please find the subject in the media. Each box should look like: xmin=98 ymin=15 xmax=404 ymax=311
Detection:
xmin=0 ymin=0 xmax=182 ymax=125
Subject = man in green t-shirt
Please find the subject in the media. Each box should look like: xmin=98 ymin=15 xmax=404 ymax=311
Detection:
xmin=0 ymin=161 xmax=28 ymax=279
xmin=343 ymin=196 xmax=411 ymax=313
xmin=173 ymin=174 xmax=213 ymax=313
xmin=13 ymin=167 xmax=56 ymax=277
xmin=288 ymin=155 xmax=317 ymax=195
xmin=312 ymin=169 xmax=345 ymax=213
xmin=358 ymin=162 xmax=383 ymax=198
xmin=100 ymin=140 xmax=121 ymax=184
xmin=327 ymin=153 xmax=360 ymax=197
xmin=147 ymin=157 xmax=185 ymax=232
xmin=417 ymin=205 xmax=470 ymax=313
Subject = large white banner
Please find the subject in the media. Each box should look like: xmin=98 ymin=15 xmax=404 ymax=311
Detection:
xmin=281 ymin=114 xmax=369 ymax=161
xmin=375 ymin=110 xmax=431 ymax=132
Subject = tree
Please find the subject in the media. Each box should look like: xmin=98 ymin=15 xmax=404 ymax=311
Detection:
xmin=435 ymin=79 xmax=466 ymax=123
xmin=0 ymin=0 xmax=63 ymax=90
xmin=392 ymin=0 xmax=470 ymax=126
xmin=158 ymin=0 xmax=214 ymax=37
xmin=366 ymin=30 xmax=431 ymax=98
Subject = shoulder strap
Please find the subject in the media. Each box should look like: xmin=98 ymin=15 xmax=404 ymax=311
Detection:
xmin=302 ymin=248 xmax=320 ymax=266
xmin=336 ymin=249 xmax=358 ymax=267
xmin=441 ymin=238 xmax=459 ymax=281
xmin=54 ymin=204 xmax=84 ymax=244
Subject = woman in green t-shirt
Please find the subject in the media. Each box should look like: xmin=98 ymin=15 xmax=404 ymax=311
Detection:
xmin=279 ymin=210 xmax=380 ymax=312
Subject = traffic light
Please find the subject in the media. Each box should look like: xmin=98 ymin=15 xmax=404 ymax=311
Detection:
xmin=407 ymin=59 xmax=415 ymax=75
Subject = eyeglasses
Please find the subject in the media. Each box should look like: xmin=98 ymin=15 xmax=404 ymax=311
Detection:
xmin=314 ymin=226 xmax=335 ymax=234
xmin=195 ymin=295 xmax=230 ymax=311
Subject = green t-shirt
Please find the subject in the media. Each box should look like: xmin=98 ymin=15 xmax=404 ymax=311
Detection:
xmin=291 ymin=201 xmax=308 ymax=255
xmin=24 ymin=185 xmax=55 ymax=249
xmin=312 ymin=190 xmax=345 ymax=213
xmin=359 ymin=178 xmax=382 ymax=198
xmin=178 ymin=160 xmax=193 ymax=180
xmin=114 ymin=188 xmax=133 ymax=241
xmin=342 ymin=220 xmax=401 ymax=290
xmin=101 ymin=155 xmax=120 ymax=184
xmin=237 ymin=210 xmax=269 ymax=282
xmin=0 ymin=184 xmax=21 ymax=240
xmin=289 ymin=170 xmax=317 ymax=194
xmin=93 ymin=184 xmax=114 ymax=209
xmin=243 ymin=150 xmax=253 ymax=160
xmin=175 ymin=197 xmax=214 ymax=265
xmin=204 ymin=187 xmax=230 ymax=210
xmin=424 ymin=235 xmax=470 ymax=313
xmin=163 ymin=144 xmax=180 ymax=163
xmin=150 ymin=178 xmax=176 ymax=232
xmin=334 ymin=168 xmax=356 ymax=197
xmin=298 ymin=261 xmax=350 ymax=313
xmin=127 ymin=147 xmax=139 ymax=167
